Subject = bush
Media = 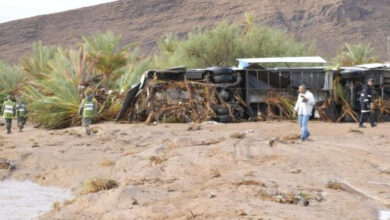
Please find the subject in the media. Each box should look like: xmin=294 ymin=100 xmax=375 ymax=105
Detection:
xmin=153 ymin=20 xmax=315 ymax=68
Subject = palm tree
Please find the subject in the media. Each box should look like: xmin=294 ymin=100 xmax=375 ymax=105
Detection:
xmin=242 ymin=12 xmax=255 ymax=35
xmin=82 ymin=32 xmax=132 ymax=86
xmin=23 ymin=48 xmax=97 ymax=128
xmin=21 ymin=41 xmax=56 ymax=80
xmin=0 ymin=62 xmax=26 ymax=101
xmin=335 ymin=43 xmax=378 ymax=66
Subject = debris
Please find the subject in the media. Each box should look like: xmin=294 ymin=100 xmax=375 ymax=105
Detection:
xmin=280 ymin=133 xmax=301 ymax=143
xmin=245 ymin=129 xmax=255 ymax=133
xmin=263 ymin=92 xmax=296 ymax=120
xmin=0 ymin=158 xmax=15 ymax=170
xmin=32 ymin=143 xmax=40 ymax=148
xmin=235 ymin=180 xmax=265 ymax=187
xmin=257 ymin=188 xmax=312 ymax=206
xmin=132 ymin=198 xmax=139 ymax=205
xmin=236 ymin=209 xmax=247 ymax=216
xmin=269 ymin=134 xmax=300 ymax=146
xmin=209 ymin=169 xmax=221 ymax=178
xmin=230 ymin=132 xmax=246 ymax=139
xmin=268 ymin=138 xmax=278 ymax=147
xmin=188 ymin=138 xmax=225 ymax=146
xmin=349 ymin=128 xmax=363 ymax=134
xmin=187 ymin=123 xmax=201 ymax=131
xmin=378 ymin=167 xmax=390 ymax=174
xmin=295 ymin=193 xmax=310 ymax=206
xmin=201 ymin=121 xmax=219 ymax=125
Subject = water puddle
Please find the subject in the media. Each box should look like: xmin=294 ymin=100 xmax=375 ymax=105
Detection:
xmin=379 ymin=210 xmax=390 ymax=220
xmin=0 ymin=180 xmax=73 ymax=220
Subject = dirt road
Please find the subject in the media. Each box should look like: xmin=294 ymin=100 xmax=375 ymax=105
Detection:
xmin=1 ymin=121 xmax=390 ymax=219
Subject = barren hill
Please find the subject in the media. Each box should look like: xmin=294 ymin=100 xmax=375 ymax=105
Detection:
xmin=0 ymin=0 xmax=389 ymax=64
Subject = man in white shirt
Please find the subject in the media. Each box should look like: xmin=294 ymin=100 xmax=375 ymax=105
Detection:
xmin=293 ymin=85 xmax=316 ymax=141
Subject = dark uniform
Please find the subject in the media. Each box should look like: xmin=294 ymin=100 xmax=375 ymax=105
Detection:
xmin=359 ymin=84 xmax=376 ymax=127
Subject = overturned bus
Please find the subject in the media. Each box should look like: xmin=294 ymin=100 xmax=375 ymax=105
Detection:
xmin=116 ymin=57 xmax=390 ymax=123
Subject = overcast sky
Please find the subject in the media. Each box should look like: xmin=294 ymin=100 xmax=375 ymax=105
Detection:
xmin=0 ymin=0 xmax=117 ymax=23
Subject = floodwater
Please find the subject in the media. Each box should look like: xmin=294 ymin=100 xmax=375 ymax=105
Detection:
xmin=0 ymin=180 xmax=72 ymax=220
xmin=379 ymin=210 xmax=390 ymax=220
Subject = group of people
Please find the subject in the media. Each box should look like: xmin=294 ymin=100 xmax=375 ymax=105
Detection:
xmin=1 ymin=95 xmax=27 ymax=133
xmin=1 ymin=91 xmax=97 ymax=135
xmin=1 ymin=79 xmax=378 ymax=137
xmin=294 ymin=78 xmax=377 ymax=141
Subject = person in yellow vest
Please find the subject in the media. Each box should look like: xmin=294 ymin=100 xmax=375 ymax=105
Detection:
xmin=1 ymin=95 xmax=16 ymax=134
xmin=16 ymin=95 xmax=27 ymax=132
xmin=78 ymin=92 xmax=97 ymax=135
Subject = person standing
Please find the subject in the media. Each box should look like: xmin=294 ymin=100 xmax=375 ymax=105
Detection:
xmin=16 ymin=96 xmax=27 ymax=132
xmin=78 ymin=92 xmax=97 ymax=135
xmin=293 ymin=85 xmax=316 ymax=141
xmin=1 ymin=95 xmax=16 ymax=134
xmin=359 ymin=78 xmax=377 ymax=128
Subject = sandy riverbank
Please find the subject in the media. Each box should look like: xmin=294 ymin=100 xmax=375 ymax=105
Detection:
xmin=1 ymin=121 xmax=390 ymax=219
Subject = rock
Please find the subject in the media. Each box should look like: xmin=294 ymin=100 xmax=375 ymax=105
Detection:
xmin=290 ymin=169 xmax=301 ymax=174
xmin=245 ymin=129 xmax=255 ymax=134
xmin=0 ymin=158 xmax=15 ymax=170
xmin=208 ymin=193 xmax=216 ymax=199
xmin=32 ymin=143 xmax=40 ymax=148
xmin=314 ymin=192 xmax=324 ymax=202
xmin=236 ymin=209 xmax=247 ymax=216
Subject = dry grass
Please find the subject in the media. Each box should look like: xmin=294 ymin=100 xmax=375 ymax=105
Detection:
xmin=64 ymin=198 xmax=77 ymax=206
xmin=52 ymin=201 xmax=61 ymax=211
xmin=235 ymin=180 xmax=265 ymax=187
xmin=280 ymin=133 xmax=301 ymax=142
xmin=187 ymin=123 xmax=201 ymax=131
xmin=81 ymin=178 xmax=119 ymax=195
xmin=326 ymin=181 xmax=345 ymax=191
xmin=230 ymin=132 xmax=246 ymax=139
xmin=149 ymin=156 xmax=167 ymax=165
xmin=100 ymin=159 xmax=114 ymax=167
xmin=269 ymin=133 xmax=301 ymax=146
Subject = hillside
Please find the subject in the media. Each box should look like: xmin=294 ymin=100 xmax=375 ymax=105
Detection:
xmin=0 ymin=0 xmax=389 ymax=64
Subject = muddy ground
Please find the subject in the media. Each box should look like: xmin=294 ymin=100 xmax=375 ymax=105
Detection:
xmin=1 ymin=121 xmax=390 ymax=219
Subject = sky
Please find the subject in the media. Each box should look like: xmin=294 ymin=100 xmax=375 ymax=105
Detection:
xmin=0 ymin=0 xmax=117 ymax=23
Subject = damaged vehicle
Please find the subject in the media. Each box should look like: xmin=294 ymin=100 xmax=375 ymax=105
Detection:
xmin=116 ymin=57 xmax=390 ymax=123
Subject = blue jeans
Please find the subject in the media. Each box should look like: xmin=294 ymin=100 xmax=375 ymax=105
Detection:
xmin=298 ymin=115 xmax=311 ymax=140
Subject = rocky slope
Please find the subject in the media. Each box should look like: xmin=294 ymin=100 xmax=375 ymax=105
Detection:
xmin=0 ymin=0 xmax=389 ymax=63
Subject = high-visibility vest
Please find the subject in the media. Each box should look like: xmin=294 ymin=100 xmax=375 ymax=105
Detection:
xmin=16 ymin=103 xmax=27 ymax=118
xmin=83 ymin=99 xmax=95 ymax=118
xmin=2 ymin=100 xmax=15 ymax=119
